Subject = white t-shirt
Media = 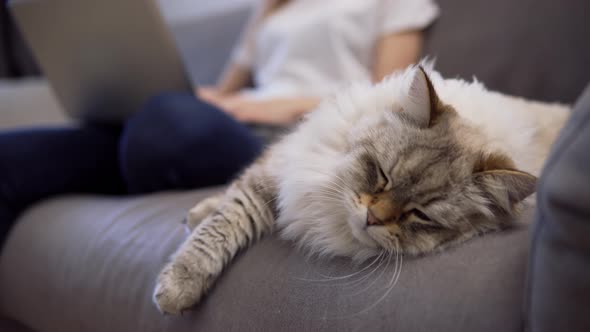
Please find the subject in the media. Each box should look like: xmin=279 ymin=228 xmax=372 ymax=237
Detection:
xmin=233 ymin=0 xmax=439 ymax=99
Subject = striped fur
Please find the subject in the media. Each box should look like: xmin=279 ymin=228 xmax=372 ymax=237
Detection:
xmin=153 ymin=158 xmax=277 ymax=314
xmin=153 ymin=64 xmax=570 ymax=314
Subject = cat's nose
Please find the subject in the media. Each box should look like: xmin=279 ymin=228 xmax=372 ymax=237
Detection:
xmin=367 ymin=209 xmax=382 ymax=226
xmin=366 ymin=208 xmax=401 ymax=226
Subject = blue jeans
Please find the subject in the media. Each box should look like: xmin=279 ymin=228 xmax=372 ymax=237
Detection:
xmin=0 ymin=93 xmax=263 ymax=244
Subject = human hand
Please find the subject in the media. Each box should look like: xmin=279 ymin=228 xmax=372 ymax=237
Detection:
xmin=197 ymin=88 xmax=320 ymax=126
xmin=196 ymin=86 xmax=225 ymax=106
xmin=221 ymin=97 xmax=307 ymax=126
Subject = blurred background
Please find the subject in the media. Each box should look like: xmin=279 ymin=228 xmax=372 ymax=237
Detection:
xmin=0 ymin=0 xmax=255 ymax=79
xmin=0 ymin=0 xmax=258 ymax=128
xmin=1 ymin=0 xmax=590 ymax=129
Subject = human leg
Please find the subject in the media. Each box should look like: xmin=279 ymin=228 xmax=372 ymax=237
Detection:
xmin=0 ymin=125 xmax=124 ymax=244
xmin=120 ymin=92 xmax=263 ymax=194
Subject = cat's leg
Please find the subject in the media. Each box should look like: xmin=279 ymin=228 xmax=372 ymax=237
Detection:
xmin=184 ymin=194 xmax=222 ymax=232
xmin=153 ymin=165 xmax=277 ymax=314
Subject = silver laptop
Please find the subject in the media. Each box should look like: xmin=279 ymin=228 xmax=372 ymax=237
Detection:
xmin=9 ymin=0 xmax=193 ymax=124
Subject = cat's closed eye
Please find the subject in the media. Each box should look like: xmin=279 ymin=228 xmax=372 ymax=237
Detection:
xmin=406 ymin=208 xmax=445 ymax=233
xmin=410 ymin=208 xmax=431 ymax=221
xmin=374 ymin=165 xmax=389 ymax=193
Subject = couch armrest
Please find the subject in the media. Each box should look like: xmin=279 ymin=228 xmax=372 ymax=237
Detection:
xmin=526 ymin=84 xmax=590 ymax=331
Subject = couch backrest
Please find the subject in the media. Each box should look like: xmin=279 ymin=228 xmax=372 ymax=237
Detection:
xmin=423 ymin=0 xmax=590 ymax=103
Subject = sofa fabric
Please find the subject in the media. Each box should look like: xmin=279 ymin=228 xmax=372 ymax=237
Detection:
xmin=424 ymin=0 xmax=590 ymax=103
xmin=526 ymin=84 xmax=590 ymax=331
xmin=0 ymin=187 xmax=532 ymax=332
xmin=0 ymin=317 xmax=32 ymax=332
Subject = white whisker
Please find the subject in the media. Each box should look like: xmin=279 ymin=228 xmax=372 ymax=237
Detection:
xmin=351 ymin=247 xmax=403 ymax=316
xmin=349 ymin=251 xmax=391 ymax=295
xmin=295 ymin=251 xmax=384 ymax=283
xmin=343 ymin=253 xmax=387 ymax=288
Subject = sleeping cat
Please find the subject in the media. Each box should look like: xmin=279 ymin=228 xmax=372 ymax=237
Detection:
xmin=153 ymin=65 xmax=569 ymax=314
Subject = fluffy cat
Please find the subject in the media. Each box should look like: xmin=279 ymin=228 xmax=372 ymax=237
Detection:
xmin=153 ymin=65 xmax=569 ymax=314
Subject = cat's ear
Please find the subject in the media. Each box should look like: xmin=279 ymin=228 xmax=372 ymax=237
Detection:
xmin=473 ymin=153 xmax=537 ymax=209
xmin=401 ymin=66 xmax=445 ymax=128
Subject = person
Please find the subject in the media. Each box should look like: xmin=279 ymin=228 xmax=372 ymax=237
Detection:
xmin=0 ymin=0 xmax=439 ymax=245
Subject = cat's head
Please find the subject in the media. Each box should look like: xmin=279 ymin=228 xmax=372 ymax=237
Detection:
xmin=280 ymin=66 xmax=537 ymax=260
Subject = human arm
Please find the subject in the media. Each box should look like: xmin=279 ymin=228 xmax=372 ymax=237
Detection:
xmin=214 ymin=63 xmax=252 ymax=95
xmin=202 ymin=30 xmax=422 ymax=125
xmin=199 ymin=0 xmax=287 ymax=96
xmin=220 ymin=95 xmax=321 ymax=126
xmin=372 ymin=30 xmax=423 ymax=83
xmin=197 ymin=63 xmax=251 ymax=107
xmin=372 ymin=0 xmax=439 ymax=81
xmin=209 ymin=29 xmax=424 ymax=126
xmin=216 ymin=29 xmax=423 ymax=125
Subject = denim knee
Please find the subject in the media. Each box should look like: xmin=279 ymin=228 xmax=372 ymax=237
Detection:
xmin=120 ymin=93 xmax=262 ymax=193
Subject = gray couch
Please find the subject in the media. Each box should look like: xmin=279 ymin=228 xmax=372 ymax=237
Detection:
xmin=1 ymin=1 xmax=589 ymax=331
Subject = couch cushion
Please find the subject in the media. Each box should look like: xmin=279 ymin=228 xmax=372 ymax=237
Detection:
xmin=1 ymin=188 xmax=531 ymax=331
xmin=423 ymin=0 xmax=590 ymax=103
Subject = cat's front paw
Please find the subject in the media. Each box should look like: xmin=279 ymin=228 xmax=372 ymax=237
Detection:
xmin=185 ymin=195 xmax=222 ymax=232
xmin=152 ymin=262 xmax=209 ymax=315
